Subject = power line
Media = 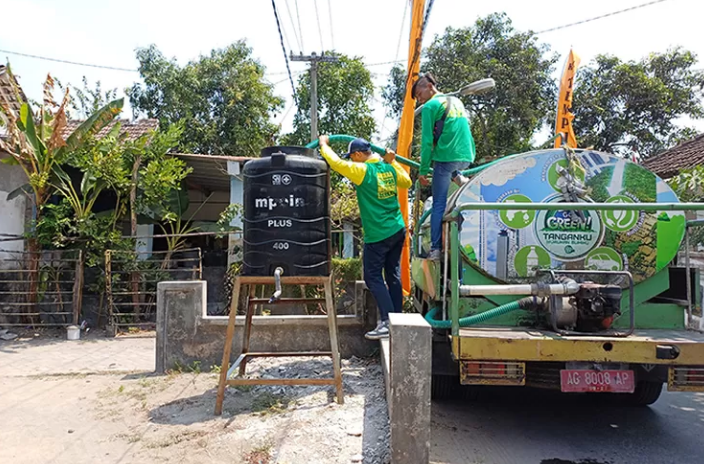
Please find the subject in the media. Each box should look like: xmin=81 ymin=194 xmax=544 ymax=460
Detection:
xmin=327 ymin=0 xmax=336 ymax=50
xmin=271 ymin=0 xmax=298 ymax=103
xmin=0 ymin=48 xmax=138 ymax=72
xmin=278 ymin=12 xmax=296 ymax=56
xmin=535 ymin=0 xmax=670 ymax=34
xmin=313 ymin=0 xmax=325 ymax=51
xmin=294 ymin=0 xmax=305 ymax=52
xmin=403 ymin=0 xmax=437 ymax=95
xmin=394 ymin=0 xmax=410 ymax=65
xmin=283 ymin=0 xmax=303 ymax=52
xmin=380 ymin=0 xmax=411 ymax=143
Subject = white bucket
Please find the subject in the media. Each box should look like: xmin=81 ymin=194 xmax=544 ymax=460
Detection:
xmin=67 ymin=325 xmax=80 ymax=341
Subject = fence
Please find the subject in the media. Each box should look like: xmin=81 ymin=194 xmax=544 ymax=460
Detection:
xmin=105 ymin=247 xmax=202 ymax=330
xmin=0 ymin=248 xmax=83 ymax=327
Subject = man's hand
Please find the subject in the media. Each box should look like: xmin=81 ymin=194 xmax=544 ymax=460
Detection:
xmin=419 ymin=175 xmax=430 ymax=186
xmin=318 ymin=135 xmax=330 ymax=147
xmin=383 ymin=148 xmax=396 ymax=164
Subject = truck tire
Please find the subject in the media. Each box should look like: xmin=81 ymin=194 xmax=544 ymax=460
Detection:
xmin=432 ymin=374 xmax=456 ymax=400
xmin=431 ymin=374 xmax=479 ymax=401
xmin=627 ymin=381 xmax=663 ymax=406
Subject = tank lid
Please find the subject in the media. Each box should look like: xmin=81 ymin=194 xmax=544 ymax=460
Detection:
xmin=260 ymin=146 xmax=315 ymax=158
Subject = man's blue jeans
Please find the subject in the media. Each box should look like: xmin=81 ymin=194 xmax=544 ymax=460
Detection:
xmin=363 ymin=227 xmax=406 ymax=322
xmin=431 ymin=161 xmax=470 ymax=251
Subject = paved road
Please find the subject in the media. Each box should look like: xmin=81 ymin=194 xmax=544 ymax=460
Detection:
xmin=0 ymin=332 xmax=155 ymax=376
xmin=430 ymin=387 xmax=704 ymax=464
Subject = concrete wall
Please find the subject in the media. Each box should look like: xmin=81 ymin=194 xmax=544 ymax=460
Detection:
xmin=156 ymin=280 xmax=377 ymax=373
xmin=385 ymin=313 xmax=432 ymax=464
xmin=0 ymin=161 xmax=27 ymax=268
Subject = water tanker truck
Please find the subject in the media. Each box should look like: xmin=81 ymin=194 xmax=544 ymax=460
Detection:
xmin=410 ymin=146 xmax=704 ymax=405
xmin=309 ymin=123 xmax=704 ymax=406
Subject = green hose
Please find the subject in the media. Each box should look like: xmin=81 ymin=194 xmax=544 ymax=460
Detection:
xmin=424 ymin=300 xmax=524 ymax=329
xmin=306 ymin=134 xmax=559 ymax=178
xmin=305 ymin=134 xmax=423 ymax=171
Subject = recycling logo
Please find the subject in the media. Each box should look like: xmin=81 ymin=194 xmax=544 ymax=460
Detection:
xmin=603 ymin=195 xmax=638 ymax=232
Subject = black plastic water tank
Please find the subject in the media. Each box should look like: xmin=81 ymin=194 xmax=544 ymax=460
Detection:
xmin=242 ymin=146 xmax=330 ymax=276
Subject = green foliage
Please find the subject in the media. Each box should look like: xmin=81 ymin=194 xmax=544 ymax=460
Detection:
xmin=0 ymin=69 xmax=123 ymax=210
xmin=330 ymin=180 xmax=360 ymax=227
xmin=668 ymin=167 xmax=704 ymax=247
xmin=381 ymin=65 xmax=407 ymax=120
xmin=573 ymin=48 xmax=704 ymax=157
xmin=128 ymin=125 xmax=192 ymax=222
xmin=668 ymin=165 xmax=704 ymax=202
xmin=331 ymin=257 xmax=362 ymax=283
xmin=382 ymin=13 xmax=558 ymax=160
xmin=283 ymin=53 xmax=376 ymax=148
xmin=217 ymin=203 xmax=243 ymax=231
xmin=57 ymin=76 xmax=119 ymax=119
xmin=128 ymin=42 xmax=284 ymax=156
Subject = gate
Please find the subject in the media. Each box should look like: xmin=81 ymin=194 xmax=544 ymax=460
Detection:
xmin=0 ymin=248 xmax=83 ymax=327
xmin=105 ymin=248 xmax=202 ymax=331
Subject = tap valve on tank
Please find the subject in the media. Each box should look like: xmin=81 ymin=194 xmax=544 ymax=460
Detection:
xmin=269 ymin=267 xmax=284 ymax=303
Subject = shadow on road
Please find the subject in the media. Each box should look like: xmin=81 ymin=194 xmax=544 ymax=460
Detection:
xmin=431 ymin=387 xmax=704 ymax=464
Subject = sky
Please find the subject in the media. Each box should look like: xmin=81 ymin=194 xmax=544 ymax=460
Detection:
xmin=2 ymin=0 xmax=702 ymax=151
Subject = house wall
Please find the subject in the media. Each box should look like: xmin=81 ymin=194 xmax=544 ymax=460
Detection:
xmin=184 ymin=189 xmax=230 ymax=222
xmin=0 ymin=162 xmax=27 ymax=268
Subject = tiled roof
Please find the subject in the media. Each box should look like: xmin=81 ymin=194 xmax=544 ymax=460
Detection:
xmin=61 ymin=119 xmax=159 ymax=142
xmin=643 ymin=133 xmax=704 ymax=179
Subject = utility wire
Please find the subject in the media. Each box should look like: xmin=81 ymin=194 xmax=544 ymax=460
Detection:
xmin=0 ymin=48 xmax=138 ymax=72
xmin=278 ymin=13 xmax=295 ymax=56
xmin=313 ymin=0 xmax=325 ymax=51
xmin=271 ymin=0 xmax=298 ymax=103
xmin=403 ymin=0 xmax=437 ymax=97
xmin=294 ymin=0 xmax=305 ymax=53
xmin=379 ymin=0 xmax=411 ymax=142
xmin=283 ymin=0 xmax=303 ymax=51
xmin=327 ymin=0 xmax=336 ymax=50
xmin=535 ymin=0 xmax=669 ymax=34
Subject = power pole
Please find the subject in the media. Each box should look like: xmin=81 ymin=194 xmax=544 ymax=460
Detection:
xmin=290 ymin=52 xmax=339 ymax=140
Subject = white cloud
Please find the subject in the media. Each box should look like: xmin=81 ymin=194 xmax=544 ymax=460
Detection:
xmin=479 ymin=156 xmax=537 ymax=187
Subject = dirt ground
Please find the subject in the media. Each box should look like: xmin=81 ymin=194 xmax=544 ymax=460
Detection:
xmin=0 ymin=333 xmax=389 ymax=464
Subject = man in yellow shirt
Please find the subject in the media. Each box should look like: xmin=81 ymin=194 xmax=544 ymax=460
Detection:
xmin=319 ymin=136 xmax=412 ymax=339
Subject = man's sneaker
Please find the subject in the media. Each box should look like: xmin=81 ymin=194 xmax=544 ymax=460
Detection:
xmin=427 ymin=249 xmax=441 ymax=261
xmin=365 ymin=320 xmax=389 ymax=340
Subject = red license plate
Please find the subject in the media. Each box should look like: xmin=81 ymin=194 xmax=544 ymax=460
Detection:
xmin=560 ymin=369 xmax=635 ymax=393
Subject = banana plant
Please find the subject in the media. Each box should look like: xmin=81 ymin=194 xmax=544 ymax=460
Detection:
xmin=0 ymin=68 xmax=124 ymax=210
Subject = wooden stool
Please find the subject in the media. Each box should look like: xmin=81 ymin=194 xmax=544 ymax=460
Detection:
xmin=214 ymin=275 xmax=343 ymax=415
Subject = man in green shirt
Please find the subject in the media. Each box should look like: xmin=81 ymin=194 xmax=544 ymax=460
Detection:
xmin=319 ymin=135 xmax=412 ymax=339
xmin=413 ymin=73 xmax=476 ymax=260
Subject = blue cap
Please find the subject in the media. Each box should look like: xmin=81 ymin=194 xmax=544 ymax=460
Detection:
xmin=342 ymin=138 xmax=372 ymax=158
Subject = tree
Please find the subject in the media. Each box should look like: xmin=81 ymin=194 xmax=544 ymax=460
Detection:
xmin=57 ymin=76 xmax=119 ymax=119
xmin=284 ymin=53 xmax=376 ymax=147
xmin=381 ymin=65 xmax=406 ymax=122
xmin=127 ymin=43 xmax=284 ymax=156
xmin=382 ymin=13 xmax=558 ymax=161
xmin=573 ymin=48 xmax=704 ymax=157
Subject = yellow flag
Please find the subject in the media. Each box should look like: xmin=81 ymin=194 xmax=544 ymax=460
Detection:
xmin=554 ymin=49 xmax=581 ymax=148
